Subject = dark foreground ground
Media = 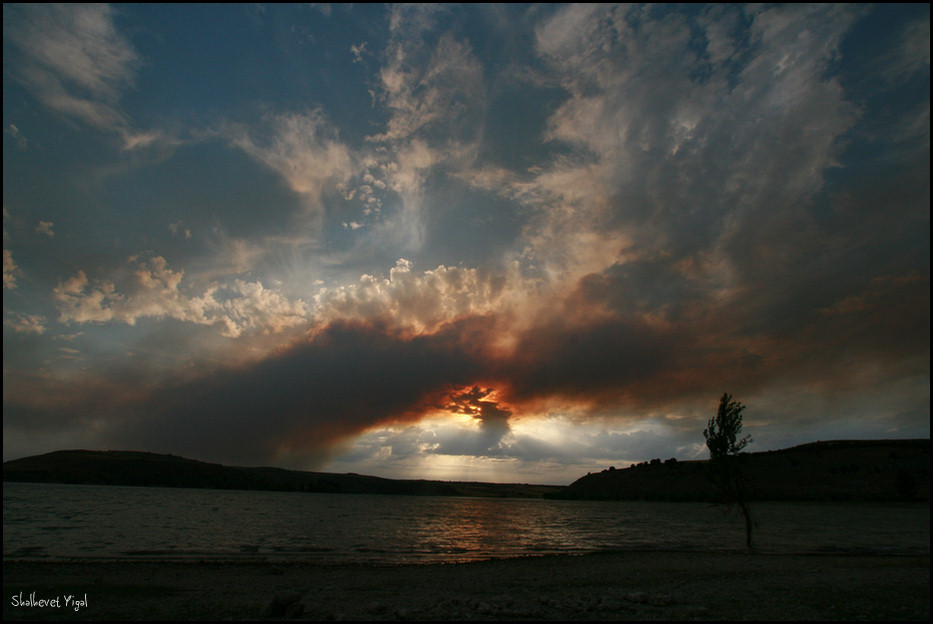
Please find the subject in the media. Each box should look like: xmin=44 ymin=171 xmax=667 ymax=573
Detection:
xmin=3 ymin=551 xmax=929 ymax=621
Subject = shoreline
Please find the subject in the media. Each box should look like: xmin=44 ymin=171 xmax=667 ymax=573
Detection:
xmin=3 ymin=550 xmax=929 ymax=621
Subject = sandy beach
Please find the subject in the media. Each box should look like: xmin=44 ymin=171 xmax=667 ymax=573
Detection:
xmin=3 ymin=551 xmax=929 ymax=621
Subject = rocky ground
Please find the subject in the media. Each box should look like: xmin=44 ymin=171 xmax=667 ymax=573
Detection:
xmin=3 ymin=550 xmax=929 ymax=621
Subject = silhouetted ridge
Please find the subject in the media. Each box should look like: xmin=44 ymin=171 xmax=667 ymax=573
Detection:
xmin=4 ymin=439 xmax=928 ymax=502
xmin=559 ymin=439 xmax=929 ymax=502
xmin=1 ymin=450 xmax=561 ymax=498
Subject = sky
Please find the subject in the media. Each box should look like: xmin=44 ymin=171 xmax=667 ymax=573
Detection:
xmin=3 ymin=4 xmax=929 ymax=485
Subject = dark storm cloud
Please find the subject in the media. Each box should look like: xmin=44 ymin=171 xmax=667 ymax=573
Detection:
xmin=502 ymin=259 xmax=928 ymax=416
xmin=78 ymin=212 xmax=929 ymax=461
xmin=505 ymin=315 xmax=686 ymax=407
xmin=9 ymin=239 xmax=927 ymax=469
xmin=91 ymin=303 xmax=703 ymax=466
xmin=112 ymin=318 xmax=493 ymax=465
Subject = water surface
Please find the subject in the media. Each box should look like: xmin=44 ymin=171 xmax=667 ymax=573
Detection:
xmin=4 ymin=482 xmax=928 ymax=564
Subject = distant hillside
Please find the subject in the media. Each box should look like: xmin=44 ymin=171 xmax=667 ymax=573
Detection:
xmin=1 ymin=450 xmax=562 ymax=498
xmin=4 ymin=440 xmax=929 ymax=502
xmin=559 ymin=439 xmax=930 ymax=502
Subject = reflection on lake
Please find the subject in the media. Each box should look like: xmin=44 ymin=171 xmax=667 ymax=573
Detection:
xmin=3 ymin=482 xmax=928 ymax=564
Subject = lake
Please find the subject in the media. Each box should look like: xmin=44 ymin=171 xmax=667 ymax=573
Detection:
xmin=3 ymin=482 xmax=928 ymax=564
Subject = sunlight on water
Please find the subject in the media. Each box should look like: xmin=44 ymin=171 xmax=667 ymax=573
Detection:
xmin=3 ymin=483 xmax=928 ymax=564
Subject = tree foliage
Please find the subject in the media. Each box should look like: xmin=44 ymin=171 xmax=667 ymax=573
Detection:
xmin=704 ymin=392 xmax=755 ymax=549
xmin=704 ymin=393 xmax=751 ymax=459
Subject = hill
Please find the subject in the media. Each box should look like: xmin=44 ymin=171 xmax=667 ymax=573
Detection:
xmin=4 ymin=439 xmax=929 ymax=502
xmin=559 ymin=439 xmax=930 ymax=502
xmin=1 ymin=449 xmax=562 ymax=498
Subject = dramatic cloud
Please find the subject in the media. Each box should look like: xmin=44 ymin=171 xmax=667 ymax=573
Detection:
xmin=442 ymin=385 xmax=513 ymax=448
xmin=359 ymin=9 xmax=488 ymax=252
xmin=313 ymin=259 xmax=512 ymax=334
xmin=225 ymin=110 xmax=354 ymax=219
xmin=35 ymin=221 xmax=54 ymax=238
xmin=3 ymin=312 xmax=46 ymax=335
xmin=5 ymin=123 xmax=28 ymax=149
xmin=2 ymin=249 xmax=19 ymax=289
xmin=113 ymin=318 xmax=491 ymax=465
xmin=53 ymin=256 xmax=309 ymax=338
xmin=3 ymin=4 xmax=137 ymax=134
xmin=3 ymin=4 xmax=928 ymax=482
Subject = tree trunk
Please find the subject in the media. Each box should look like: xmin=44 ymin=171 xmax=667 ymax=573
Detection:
xmin=738 ymin=499 xmax=754 ymax=550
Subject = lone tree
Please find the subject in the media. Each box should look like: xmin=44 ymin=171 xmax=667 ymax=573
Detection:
xmin=704 ymin=392 xmax=755 ymax=549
